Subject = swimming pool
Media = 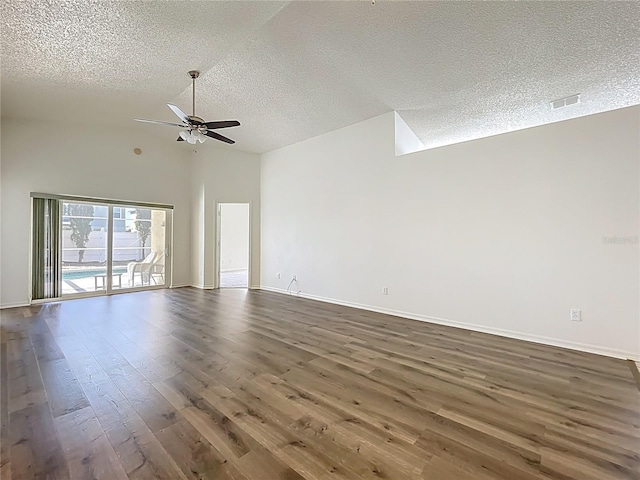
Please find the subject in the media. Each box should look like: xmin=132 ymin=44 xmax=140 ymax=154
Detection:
xmin=62 ymin=267 xmax=127 ymax=280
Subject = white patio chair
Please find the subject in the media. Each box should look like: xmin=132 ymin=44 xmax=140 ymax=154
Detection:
xmin=146 ymin=253 xmax=166 ymax=285
xmin=127 ymin=251 xmax=156 ymax=287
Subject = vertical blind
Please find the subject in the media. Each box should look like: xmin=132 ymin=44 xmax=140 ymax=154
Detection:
xmin=32 ymin=198 xmax=61 ymax=300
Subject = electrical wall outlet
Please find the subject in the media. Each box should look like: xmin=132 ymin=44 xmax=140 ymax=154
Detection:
xmin=570 ymin=309 xmax=581 ymax=322
xmin=276 ymin=273 xmax=281 ymax=279
xmin=382 ymin=287 xmax=388 ymax=295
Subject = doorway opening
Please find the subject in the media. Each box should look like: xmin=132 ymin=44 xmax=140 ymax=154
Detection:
xmin=217 ymin=203 xmax=250 ymax=288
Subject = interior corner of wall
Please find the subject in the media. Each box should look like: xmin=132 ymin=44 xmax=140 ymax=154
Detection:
xmin=394 ymin=111 xmax=425 ymax=157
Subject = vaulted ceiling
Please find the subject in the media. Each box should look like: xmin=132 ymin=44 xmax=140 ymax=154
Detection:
xmin=2 ymin=1 xmax=639 ymax=154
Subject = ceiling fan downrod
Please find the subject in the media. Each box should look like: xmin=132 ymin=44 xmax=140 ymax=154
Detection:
xmin=188 ymin=70 xmax=199 ymax=117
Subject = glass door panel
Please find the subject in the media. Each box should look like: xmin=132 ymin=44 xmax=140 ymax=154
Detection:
xmin=61 ymin=202 xmax=109 ymax=296
xmin=112 ymin=207 xmax=167 ymax=289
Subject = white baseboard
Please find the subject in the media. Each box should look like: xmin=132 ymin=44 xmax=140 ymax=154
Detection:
xmin=190 ymin=284 xmax=216 ymax=290
xmin=190 ymin=284 xmax=259 ymax=290
xmin=259 ymin=286 xmax=639 ymax=361
xmin=0 ymin=301 xmax=30 ymax=310
xmin=170 ymin=283 xmax=191 ymax=289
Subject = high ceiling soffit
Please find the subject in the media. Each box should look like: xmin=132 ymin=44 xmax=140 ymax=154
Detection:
xmin=2 ymin=1 xmax=639 ymax=154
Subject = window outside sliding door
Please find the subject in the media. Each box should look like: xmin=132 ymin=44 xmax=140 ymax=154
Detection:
xmin=31 ymin=193 xmax=172 ymax=301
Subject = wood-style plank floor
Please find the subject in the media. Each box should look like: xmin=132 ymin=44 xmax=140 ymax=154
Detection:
xmin=1 ymin=287 xmax=638 ymax=479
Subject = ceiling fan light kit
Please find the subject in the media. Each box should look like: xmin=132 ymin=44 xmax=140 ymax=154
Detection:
xmin=179 ymin=129 xmax=206 ymax=144
xmin=134 ymin=70 xmax=240 ymax=145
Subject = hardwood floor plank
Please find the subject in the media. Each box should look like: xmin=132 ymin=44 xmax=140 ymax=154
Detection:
xmin=541 ymin=447 xmax=640 ymax=480
xmin=155 ymin=419 xmax=250 ymax=480
xmin=628 ymin=360 xmax=640 ymax=392
xmin=27 ymin=315 xmax=90 ymax=419
xmin=38 ymin=358 xmax=90 ymax=418
xmin=230 ymin=374 xmax=427 ymax=480
xmin=281 ymin=363 xmax=432 ymax=444
xmin=54 ymin=406 xmax=128 ymax=480
xmin=9 ymin=402 xmax=69 ymax=479
xmin=1 ymin=288 xmax=638 ymax=479
xmin=420 ymin=455 xmax=497 ymax=480
xmin=247 ymin=374 xmax=430 ymax=478
xmin=115 ymin=429 xmax=191 ymax=480
xmin=53 ymin=335 xmax=189 ymax=479
xmin=92 ymin=325 xmax=181 ymax=383
xmin=6 ymin=331 xmax=47 ymax=414
xmin=542 ymin=425 xmax=640 ymax=475
xmin=236 ymin=447 xmax=304 ymax=480
xmin=1 ymin=340 xmax=11 ymax=480
xmin=180 ymin=405 xmax=253 ymax=462
xmin=70 ymin=328 xmax=182 ymax=434
xmin=52 ymin=336 xmax=150 ymax=435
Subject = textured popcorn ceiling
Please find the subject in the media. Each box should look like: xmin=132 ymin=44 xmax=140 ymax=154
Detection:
xmin=2 ymin=1 xmax=639 ymax=154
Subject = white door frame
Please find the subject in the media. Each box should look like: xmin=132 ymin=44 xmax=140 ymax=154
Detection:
xmin=215 ymin=202 xmax=251 ymax=289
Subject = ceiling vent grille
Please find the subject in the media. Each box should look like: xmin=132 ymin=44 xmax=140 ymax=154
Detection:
xmin=551 ymin=94 xmax=581 ymax=109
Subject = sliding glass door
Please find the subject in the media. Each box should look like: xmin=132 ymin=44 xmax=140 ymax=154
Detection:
xmin=32 ymin=194 xmax=172 ymax=301
xmin=61 ymin=202 xmax=109 ymax=296
xmin=112 ymin=206 xmax=167 ymax=290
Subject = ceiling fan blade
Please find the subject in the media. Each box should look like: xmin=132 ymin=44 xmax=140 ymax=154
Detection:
xmin=135 ymin=118 xmax=186 ymax=128
xmin=167 ymin=104 xmax=190 ymax=124
xmin=204 ymin=120 xmax=240 ymax=129
xmin=204 ymin=130 xmax=235 ymax=144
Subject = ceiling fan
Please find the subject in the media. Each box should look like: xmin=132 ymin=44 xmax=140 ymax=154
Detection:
xmin=134 ymin=70 xmax=240 ymax=145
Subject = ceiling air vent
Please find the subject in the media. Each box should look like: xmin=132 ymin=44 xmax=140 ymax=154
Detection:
xmin=551 ymin=94 xmax=581 ymax=110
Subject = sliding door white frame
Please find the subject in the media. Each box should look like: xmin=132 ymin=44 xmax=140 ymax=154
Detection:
xmin=106 ymin=205 xmax=114 ymax=292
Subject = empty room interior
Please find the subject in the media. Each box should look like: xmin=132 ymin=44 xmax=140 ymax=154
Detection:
xmin=1 ymin=1 xmax=639 ymax=479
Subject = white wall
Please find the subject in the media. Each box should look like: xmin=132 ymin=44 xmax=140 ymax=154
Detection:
xmin=261 ymin=107 xmax=640 ymax=360
xmin=190 ymin=146 xmax=261 ymax=288
xmin=220 ymin=203 xmax=250 ymax=272
xmin=0 ymin=117 xmax=192 ymax=307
